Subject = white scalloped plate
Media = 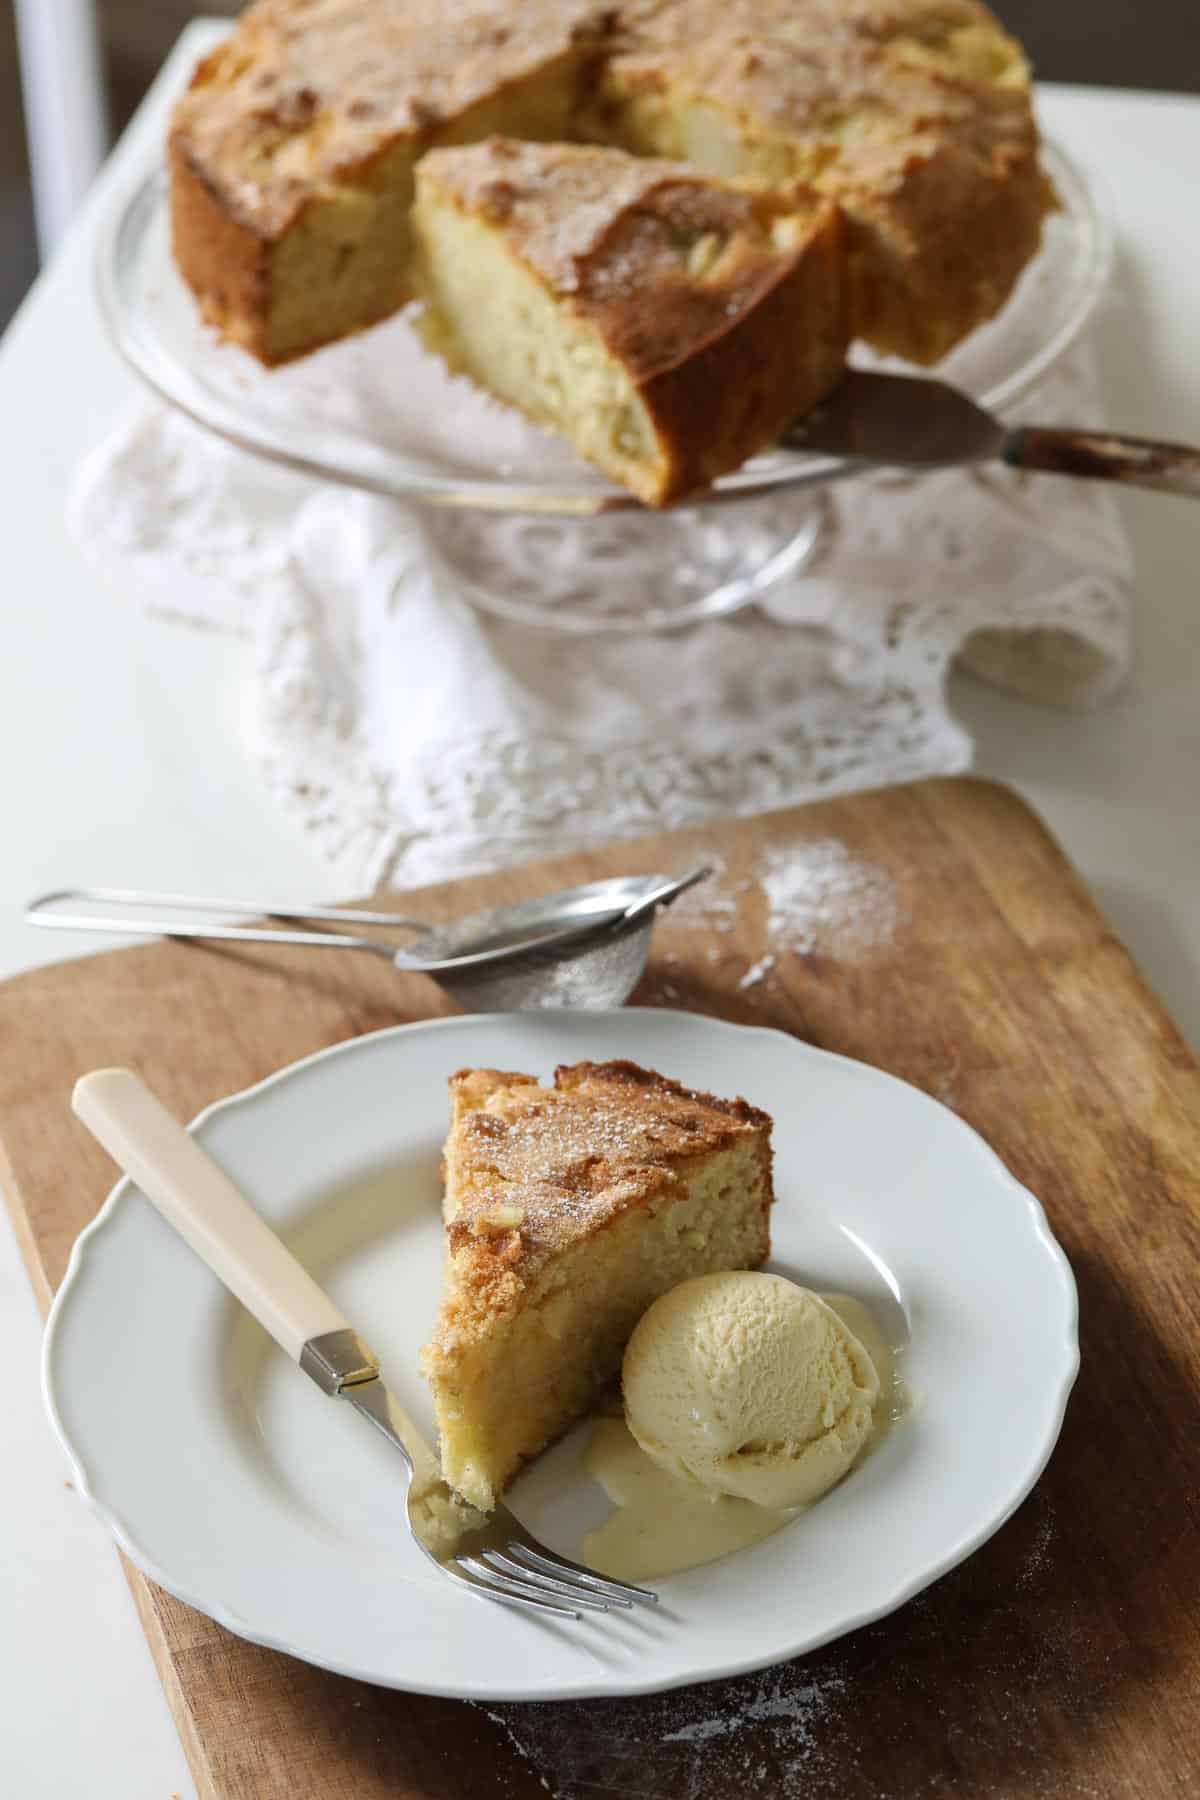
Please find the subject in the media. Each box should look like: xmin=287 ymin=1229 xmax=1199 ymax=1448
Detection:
xmin=43 ymin=1010 xmax=1077 ymax=1700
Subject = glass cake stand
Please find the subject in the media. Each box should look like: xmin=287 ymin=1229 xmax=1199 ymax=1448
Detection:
xmin=97 ymin=140 xmax=1112 ymax=634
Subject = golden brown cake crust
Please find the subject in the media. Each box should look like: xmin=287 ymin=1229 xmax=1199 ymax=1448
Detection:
xmin=606 ymin=0 xmax=1035 ymax=141
xmin=168 ymin=135 xmax=273 ymax=360
xmin=553 ymin=1059 xmax=772 ymax=1127
xmin=437 ymin=1058 xmax=774 ymax=1321
xmin=169 ymin=0 xmax=610 ymax=238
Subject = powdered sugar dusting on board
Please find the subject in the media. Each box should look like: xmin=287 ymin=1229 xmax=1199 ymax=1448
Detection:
xmin=661 ymin=1669 xmax=846 ymax=1746
xmin=478 ymin=1656 xmax=852 ymax=1800
xmin=473 ymin=1493 xmax=1080 ymax=1797
xmin=762 ymin=840 xmax=901 ymax=960
xmin=660 ymin=841 xmax=901 ymax=975
xmin=1014 ymin=1501 xmax=1056 ymax=1592
xmin=738 ymin=952 xmax=776 ymax=990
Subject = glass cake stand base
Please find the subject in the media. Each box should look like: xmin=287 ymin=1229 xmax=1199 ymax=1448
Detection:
xmin=420 ymin=488 xmax=834 ymax=633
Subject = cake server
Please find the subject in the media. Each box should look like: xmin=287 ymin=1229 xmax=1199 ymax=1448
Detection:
xmin=72 ymin=1067 xmax=658 ymax=1620
xmin=26 ymin=868 xmax=709 ymax=1011
xmin=786 ymin=368 xmax=1200 ymax=498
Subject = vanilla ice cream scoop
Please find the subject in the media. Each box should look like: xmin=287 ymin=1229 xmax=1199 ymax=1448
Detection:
xmin=622 ymin=1271 xmax=880 ymax=1510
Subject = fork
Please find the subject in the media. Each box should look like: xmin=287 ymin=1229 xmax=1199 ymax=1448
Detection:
xmin=72 ymin=1068 xmax=657 ymax=1620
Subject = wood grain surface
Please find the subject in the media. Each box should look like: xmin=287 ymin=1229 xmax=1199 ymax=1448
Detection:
xmin=3 ymin=776 xmax=1199 ymax=1800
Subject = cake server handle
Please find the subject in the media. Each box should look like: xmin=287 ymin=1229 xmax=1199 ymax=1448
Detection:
xmin=1003 ymin=425 xmax=1200 ymax=497
xmin=72 ymin=1068 xmax=375 ymax=1383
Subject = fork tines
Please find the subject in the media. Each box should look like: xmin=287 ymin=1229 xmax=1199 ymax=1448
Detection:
xmin=457 ymin=1543 xmax=658 ymax=1618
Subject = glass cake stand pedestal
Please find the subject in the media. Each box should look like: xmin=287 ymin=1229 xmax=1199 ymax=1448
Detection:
xmin=97 ymin=141 xmax=1111 ymax=636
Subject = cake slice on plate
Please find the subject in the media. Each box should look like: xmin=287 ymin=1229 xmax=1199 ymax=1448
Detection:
xmin=420 ymin=1059 xmax=775 ymax=1510
xmin=411 ymin=137 xmax=848 ymax=504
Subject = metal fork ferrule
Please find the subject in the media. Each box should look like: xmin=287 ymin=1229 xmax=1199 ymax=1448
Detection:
xmin=300 ymin=1328 xmax=380 ymax=1395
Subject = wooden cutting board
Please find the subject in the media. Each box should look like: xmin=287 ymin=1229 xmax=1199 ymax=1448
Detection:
xmin=3 ymin=776 xmax=1200 ymax=1800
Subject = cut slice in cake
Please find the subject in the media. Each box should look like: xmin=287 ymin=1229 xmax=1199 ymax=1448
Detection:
xmin=411 ymin=137 xmax=848 ymax=504
xmin=420 ymin=1059 xmax=775 ymax=1510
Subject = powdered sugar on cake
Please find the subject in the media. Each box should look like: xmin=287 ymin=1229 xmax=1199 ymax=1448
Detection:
xmin=430 ymin=138 xmax=736 ymax=296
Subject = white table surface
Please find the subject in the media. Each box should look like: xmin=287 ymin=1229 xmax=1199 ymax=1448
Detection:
xmin=1 ymin=24 xmax=1198 ymax=1796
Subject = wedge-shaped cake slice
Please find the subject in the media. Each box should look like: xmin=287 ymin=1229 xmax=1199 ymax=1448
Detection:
xmin=421 ymin=1059 xmax=775 ymax=1510
xmin=412 ymin=137 xmax=847 ymax=504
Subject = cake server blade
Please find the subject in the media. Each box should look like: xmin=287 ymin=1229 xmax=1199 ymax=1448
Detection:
xmin=786 ymin=368 xmax=1200 ymax=498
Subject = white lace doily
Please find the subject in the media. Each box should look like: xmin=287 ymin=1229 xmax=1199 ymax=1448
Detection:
xmin=70 ymin=339 xmax=1132 ymax=892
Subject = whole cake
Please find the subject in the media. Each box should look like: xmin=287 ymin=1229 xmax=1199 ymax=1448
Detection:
xmin=413 ymin=139 xmax=848 ymax=504
xmin=169 ymin=0 xmax=1053 ymax=495
xmin=420 ymin=1060 xmax=775 ymax=1511
xmin=170 ymin=0 xmax=1051 ymax=369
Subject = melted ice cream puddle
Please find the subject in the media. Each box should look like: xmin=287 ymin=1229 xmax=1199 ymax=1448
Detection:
xmin=584 ymin=1294 xmax=903 ymax=1581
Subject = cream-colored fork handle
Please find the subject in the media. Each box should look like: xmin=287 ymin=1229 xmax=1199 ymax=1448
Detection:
xmin=72 ymin=1068 xmax=348 ymax=1362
